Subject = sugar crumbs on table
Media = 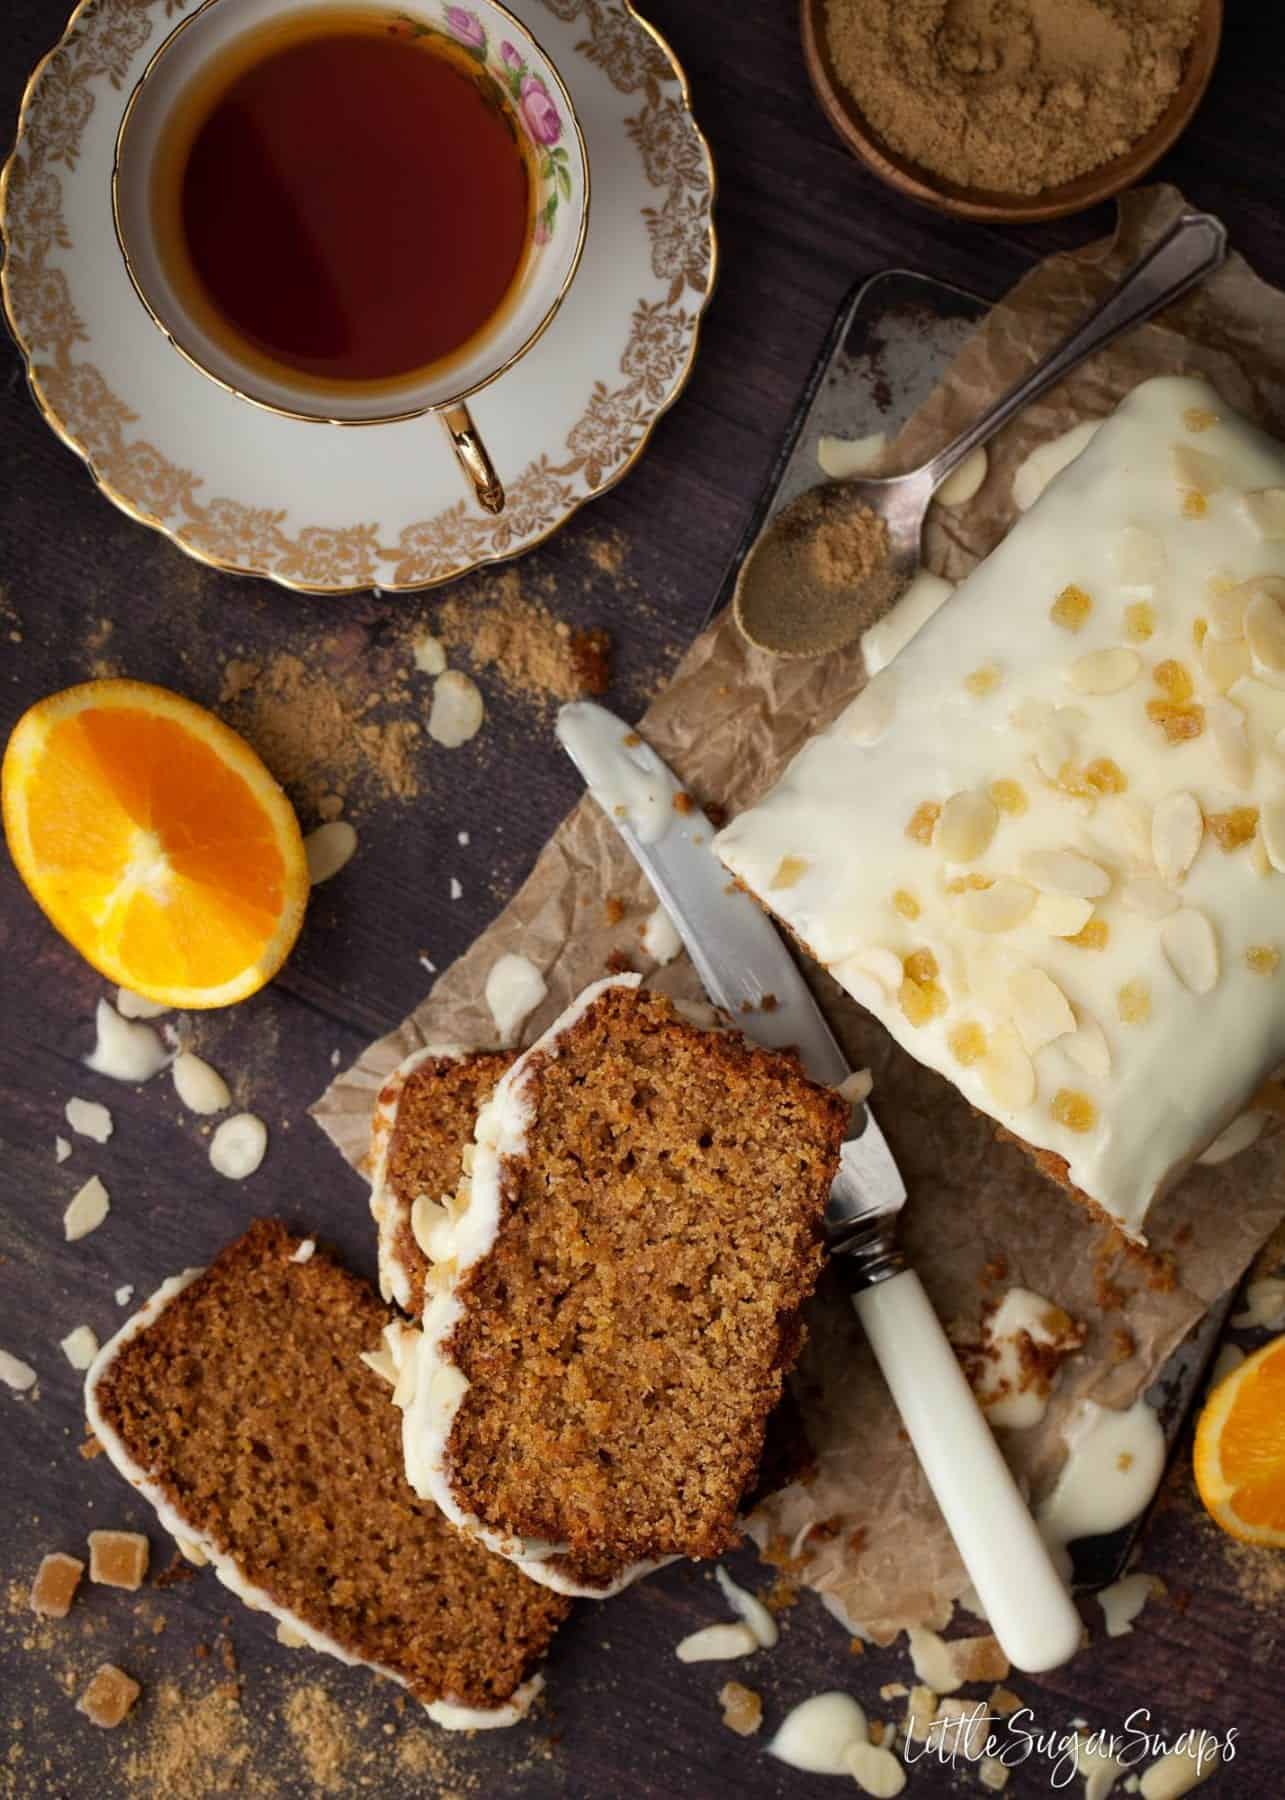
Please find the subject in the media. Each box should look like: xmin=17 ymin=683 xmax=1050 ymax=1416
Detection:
xmin=221 ymin=650 xmax=421 ymax=809
xmin=823 ymin=0 xmax=1201 ymax=198
xmin=433 ymin=569 xmax=611 ymax=706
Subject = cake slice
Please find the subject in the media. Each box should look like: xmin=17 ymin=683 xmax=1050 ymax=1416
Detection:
xmin=368 ymin=1046 xmax=512 ymax=1314
xmin=85 ymin=1220 xmax=569 ymax=1728
xmin=715 ymin=376 xmax=1285 ymax=1239
xmin=395 ymin=974 xmax=848 ymax=1595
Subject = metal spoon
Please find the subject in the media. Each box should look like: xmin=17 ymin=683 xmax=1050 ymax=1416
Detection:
xmin=734 ymin=209 xmax=1228 ymax=658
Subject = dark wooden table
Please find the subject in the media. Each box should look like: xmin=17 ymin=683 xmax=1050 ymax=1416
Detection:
xmin=2 ymin=3 xmax=1283 ymax=1795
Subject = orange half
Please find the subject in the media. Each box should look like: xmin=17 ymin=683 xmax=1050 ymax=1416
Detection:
xmin=1194 ymin=1333 xmax=1285 ymax=1546
xmin=3 ymin=679 xmax=308 ymax=1008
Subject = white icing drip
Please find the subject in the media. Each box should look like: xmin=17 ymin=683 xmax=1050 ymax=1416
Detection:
xmin=484 ymin=954 xmax=547 ymax=1046
xmin=972 ymin=1287 xmax=1080 ymax=1429
xmin=861 ymin=573 xmax=954 ymax=676
xmin=555 ymin=708 xmax=675 ymax=842
xmin=1012 ymin=419 xmax=1102 ymax=511
xmin=716 ymin=378 xmax=1285 ymax=1235
xmin=1037 ymin=1398 xmax=1166 ymax=1579
xmin=85 ymin=1265 xmax=541 ymax=1728
xmin=640 ymin=904 xmax=683 ymax=966
xmin=85 ymin=998 xmax=170 ymax=1082
xmin=366 ymin=1043 xmax=468 ymax=1311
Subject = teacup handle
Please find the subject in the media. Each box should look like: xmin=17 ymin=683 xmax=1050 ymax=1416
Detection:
xmin=439 ymin=402 xmax=505 ymax=515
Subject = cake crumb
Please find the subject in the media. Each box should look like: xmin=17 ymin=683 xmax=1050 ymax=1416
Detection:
xmin=718 ymin=1680 xmax=762 ymax=1736
xmin=29 ymin=1553 xmax=85 ymax=1619
xmin=77 ymin=1663 xmax=140 ymax=1728
xmin=88 ymin=1529 xmax=149 ymax=1591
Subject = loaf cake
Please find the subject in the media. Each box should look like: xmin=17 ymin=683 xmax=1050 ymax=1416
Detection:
xmin=715 ymin=376 xmax=1285 ymax=1239
xmin=394 ymin=974 xmax=847 ymax=1595
xmin=85 ymin=1221 xmax=569 ymax=1727
xmin=368 ymin=1046 xmax=511 ymax=1314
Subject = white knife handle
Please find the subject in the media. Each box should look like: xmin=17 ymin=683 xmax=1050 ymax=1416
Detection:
xmin=850 ymin=1270 xmax=1082 ymax=1674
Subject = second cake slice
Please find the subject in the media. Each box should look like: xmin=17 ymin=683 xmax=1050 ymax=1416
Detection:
xmin=395 ymin=974 xmax=847 ymax=1595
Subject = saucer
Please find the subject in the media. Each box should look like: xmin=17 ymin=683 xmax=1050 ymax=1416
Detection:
xmin=1 ymin=0 xmax=716 ymax=594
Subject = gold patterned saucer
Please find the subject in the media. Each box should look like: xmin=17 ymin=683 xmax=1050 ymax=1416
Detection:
xmin=1 ymin=0 xmax=716 ymax=594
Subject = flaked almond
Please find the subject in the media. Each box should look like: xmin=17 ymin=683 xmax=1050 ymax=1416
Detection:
xmin=1151 ymin=791 xmax=1203 ymax=885
xmin=1242 ymin=487 xmax=1285 ymax=540
xmin=1244 ymin=581 xmax=1285 ymax=685
xmin=960 ymin=879 xmax=1036 ymax=933
xmin=1069 ymin=648 xmax=1142 ymax=696
xmin=1207 ymin=697 xmax=1252 ymax=788
xmin=1063 ymin=1016 xmax=1112 ymax=1081
xmin=304 ymin=820 xmax=357 ymax=886
xmin=1031 ymin=892 xmax=1095 ymax=937
xmin=1261 ymin=797 xmax=1285 ymax=872
xmin=172 ymin=1050 xmax=230 ymax=1115
xmin=1200 ymin=634 xmax=1251 ymax=695
xmin=1020 ymin=849 xmax=1111 ymax=898
xmin=1208 ymin=584 xmax=1248 ymax=640
xmin=1008 ymin=968 xmax=1075 ymax=1054
xmin=851 ymin=947 xmax=906 ymax=996
xmin=1160 ymin=908 xmax=1219 ymax=994
xmin=1034 ymin=720 xmax=1081 ymax=782
xmin=64 ymin=1176 xmax=109 ymax=1242
xmin=979 ymin=1023 xmax=1036 ymax=1112
xmin=1171 ymin=443 xmax=1224 ymax=495
xmin=935 ymin=791 xmax=999 ymax=863
xmin=1112 ymin=526 xmax=1166 ymax=594
xmin=427 ymin=669 xmax=485 ymax=747
xmin=1121 ymin=875 xmax=1180 ymax=919
xmin=1010 ymin=697 xmax=1056 ymax=734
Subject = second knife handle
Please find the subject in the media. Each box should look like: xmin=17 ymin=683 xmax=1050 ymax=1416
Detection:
xmin=846 ymin=1267 xmax=1083 ymax=1675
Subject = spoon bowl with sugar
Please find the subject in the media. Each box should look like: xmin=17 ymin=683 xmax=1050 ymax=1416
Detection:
xmin=734 ymin=209 xmax=1227 ymax=660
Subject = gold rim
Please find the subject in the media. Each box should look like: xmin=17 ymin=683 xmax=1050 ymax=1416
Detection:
xmin=0 ymin=0 xmax=718 ymax=597
xmin=110 ymin=0 xmax=591 ymax=426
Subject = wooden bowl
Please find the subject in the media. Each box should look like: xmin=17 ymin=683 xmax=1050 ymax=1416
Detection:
xmin=800 ymin=0 xmax=1222 ymax=224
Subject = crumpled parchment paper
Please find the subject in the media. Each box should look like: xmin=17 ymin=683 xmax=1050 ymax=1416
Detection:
xmin=314 ymin=185 xmax=1285 ymax=1642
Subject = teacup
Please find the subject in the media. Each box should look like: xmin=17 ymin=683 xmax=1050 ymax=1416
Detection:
xmin=112 ymin=0 xmax=589 ymax=515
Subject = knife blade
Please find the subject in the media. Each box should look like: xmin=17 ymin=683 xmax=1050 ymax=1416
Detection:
xmin=555 ymin=700 xmax=905 ymax=1228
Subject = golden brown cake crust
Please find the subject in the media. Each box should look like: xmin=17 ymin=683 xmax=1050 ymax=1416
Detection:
xmin=443 ymin=986 xmax=847 ymax=1577
xmin=380 ymin=1052 xmax=511 ymax=1314
xmin=90 ymin=1221 xmax=569 ymax=1710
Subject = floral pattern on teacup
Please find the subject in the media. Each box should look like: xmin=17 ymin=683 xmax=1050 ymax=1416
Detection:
xmin=393 ymin=9 xmax=573 ymax=245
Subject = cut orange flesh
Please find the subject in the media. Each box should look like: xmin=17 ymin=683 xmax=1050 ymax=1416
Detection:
xmin=3 ymin=679 xmax=307 ymax=1008
xmin=1193 ymin=1333 xmax=1285 ymax=1546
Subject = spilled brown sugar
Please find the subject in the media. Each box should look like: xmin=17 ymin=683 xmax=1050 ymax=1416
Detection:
xmin=434 ymin=568 xmax=612 ymax=706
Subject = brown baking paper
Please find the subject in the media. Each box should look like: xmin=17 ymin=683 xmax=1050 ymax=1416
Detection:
xmin=314 ymin=185 xmax=1285 ymax=1643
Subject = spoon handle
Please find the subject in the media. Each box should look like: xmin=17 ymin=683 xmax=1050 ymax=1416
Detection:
xmin=924 ymin=210 xmax=1228 ymax=492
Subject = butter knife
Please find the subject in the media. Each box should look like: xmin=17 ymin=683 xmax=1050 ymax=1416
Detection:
xmin=557 ymin=700 xmax=1082 ymax=1675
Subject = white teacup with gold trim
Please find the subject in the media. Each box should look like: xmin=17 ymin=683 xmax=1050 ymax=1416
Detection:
xmin=112 ymin=0 xmax=589 ymax=514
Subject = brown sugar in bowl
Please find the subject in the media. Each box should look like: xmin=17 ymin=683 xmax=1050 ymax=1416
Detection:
xmin=800 ymin=0 xmax=1222 ymax=224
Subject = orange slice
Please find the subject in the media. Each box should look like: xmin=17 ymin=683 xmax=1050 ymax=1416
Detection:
xmin=3 ymin=679 xmax=307 ymax=1008
xmin=1193 ymin=1333 xmax=1285 ymax=1546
